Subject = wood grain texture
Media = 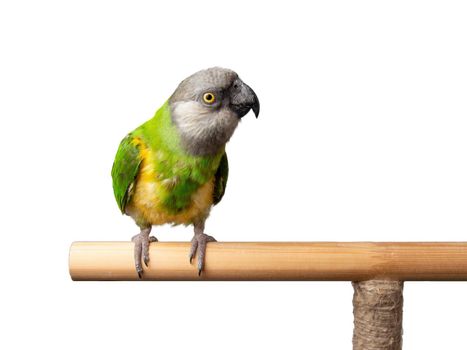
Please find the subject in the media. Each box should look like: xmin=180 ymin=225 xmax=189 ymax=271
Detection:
xmin=69 ymin=242 xmax=467 ymax=281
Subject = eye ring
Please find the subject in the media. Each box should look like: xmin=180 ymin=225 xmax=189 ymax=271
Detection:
xmin=203 ymin=92 xmax=216 ymax=104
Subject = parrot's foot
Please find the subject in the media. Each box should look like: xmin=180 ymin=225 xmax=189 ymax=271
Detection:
xmin=132 ymin=228 xmax=157 ymax=279
xmin=189 ymin=233 xmax=216 ymax=276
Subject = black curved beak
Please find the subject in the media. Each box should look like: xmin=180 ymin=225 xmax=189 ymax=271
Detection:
xmin=250 ymin=86 xmax=260 ymax=118
xmin=230 ymin=79 xmax=260 ymax=119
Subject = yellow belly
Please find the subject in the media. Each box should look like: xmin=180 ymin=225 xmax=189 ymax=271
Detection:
xmin=127 ymin=175 xmax=214 ymax=226
xmin=125 ymin=137 xmax=215 ymax=226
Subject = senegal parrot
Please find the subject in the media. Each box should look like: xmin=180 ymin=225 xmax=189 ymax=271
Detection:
xmin=111 ymin=67 xmax=260 ymax=278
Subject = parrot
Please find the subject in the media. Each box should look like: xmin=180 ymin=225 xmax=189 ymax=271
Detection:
xmin=111 ymin=67 xmax=259 ymax=278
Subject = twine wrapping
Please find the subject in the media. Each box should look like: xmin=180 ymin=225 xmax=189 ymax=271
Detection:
xmin=352 ymin=280 xmax=404 ymax=350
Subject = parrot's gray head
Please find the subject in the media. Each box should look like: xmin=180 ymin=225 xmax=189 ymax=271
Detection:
xmin=169 ymin=67 xmax=259 ymax=156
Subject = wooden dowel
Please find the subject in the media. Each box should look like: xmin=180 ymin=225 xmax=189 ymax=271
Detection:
xmin=69 ymin=242 xmax=467 ymax=281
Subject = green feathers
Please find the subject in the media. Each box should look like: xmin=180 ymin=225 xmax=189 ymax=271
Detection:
xmin=111 ymin=102 xmax=229 ymax=216
xmin=111 ymin=135 xmax=141 ymax=213
xmin=213 ymin=153 xmax=228 ymax=205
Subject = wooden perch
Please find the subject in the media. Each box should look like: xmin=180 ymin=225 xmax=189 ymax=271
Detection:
xmin=69 ymin=241 xmax=467 ymax=281
xmin=69 ymin=241 xmax=467 ymax=349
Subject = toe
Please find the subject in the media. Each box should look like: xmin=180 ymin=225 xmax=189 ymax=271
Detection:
xmin=131 ymin=231 xmax=157 ymax=278
xmin=134 ymin=243 xmax=143 ymax=278
xmin=137 ymin=267 xmax=143 ymax=279
xmin=189 ymin=236 xmax=198 ymax=264
xmin=197 ymin=233 xmax=215 ymax=274
xmin=197 ymin=240 xmax=207 ymax=272
xmin=133 ymin=235 xmax=144 ymax=277
xmin=206 ymin=234 xmax=216 ymax=243
xmin=142 ymin=238 xmax=150 ymax=267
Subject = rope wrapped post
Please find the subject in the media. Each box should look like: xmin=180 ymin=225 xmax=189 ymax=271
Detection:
xmin=70 ymin=242 xmax=467 ymax=349
xmin=352 ymin=280 xmax=404 ymax=350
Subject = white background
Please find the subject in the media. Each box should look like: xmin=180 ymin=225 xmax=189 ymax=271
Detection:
xmin=1 ymin=1 xmax=467 ymax=349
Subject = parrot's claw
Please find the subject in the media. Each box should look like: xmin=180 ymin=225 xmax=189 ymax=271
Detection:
xmin=131 ymin=230 xmax=157 ymax=279
xmin=189 ymin=233 xmax=216 ymax=275
xmin=144 ymin=236 xmax=158 ymax=267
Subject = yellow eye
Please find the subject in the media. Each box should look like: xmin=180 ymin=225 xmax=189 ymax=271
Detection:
xmin=203 ymin=92 xmax=216 ymax=104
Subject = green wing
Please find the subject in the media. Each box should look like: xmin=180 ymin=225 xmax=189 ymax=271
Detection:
xmin=111 ymin=134 xmax=142 ymax=213
xmin=213 ymin=152 xmax=229 ymax=205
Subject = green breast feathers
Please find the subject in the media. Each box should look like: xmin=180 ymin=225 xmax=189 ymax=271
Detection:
xmin=111 ymin=103 xmax=229 ymax=220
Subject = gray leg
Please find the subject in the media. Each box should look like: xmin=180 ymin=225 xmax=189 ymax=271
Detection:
xmin=131 ymin=226 xmax=158 ymax=279
xmin=189 ymin=221 xmax=216 ymax=276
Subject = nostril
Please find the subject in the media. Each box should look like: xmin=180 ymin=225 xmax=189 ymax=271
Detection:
xmin=233 ymin=83 xmax=238 ymax=89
